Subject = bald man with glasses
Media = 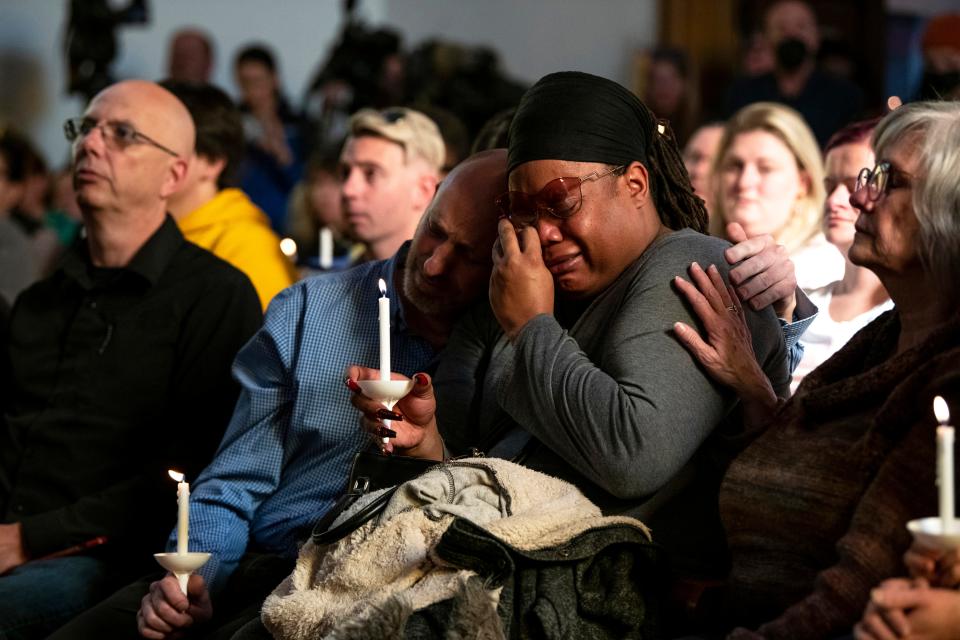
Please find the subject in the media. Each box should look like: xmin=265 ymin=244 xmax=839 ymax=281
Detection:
xmin=0 ymin=79 xmax=261 ymax=638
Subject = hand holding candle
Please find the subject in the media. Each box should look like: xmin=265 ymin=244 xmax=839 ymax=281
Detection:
xmin=364 ymin=282 xmax=413 ymax=446
xmin=936 ymin=396 xmax=954 ymax=534
xmin=156 ymin=470 xmax=209 ymax=596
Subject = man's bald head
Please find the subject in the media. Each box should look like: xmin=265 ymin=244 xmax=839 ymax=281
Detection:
xmin=403 ymin=149 xmax=507 ymax=318
xmin=89 ymin=80 xmax=196 ymax=157
xmin=436 ymin=148 xmax=508 ymax=225
xmin=72 ymin=80 xmax=193 ymax=218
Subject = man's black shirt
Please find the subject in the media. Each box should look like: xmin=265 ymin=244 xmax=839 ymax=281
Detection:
xmin=0 ymin=215 xmax=262 ymax=559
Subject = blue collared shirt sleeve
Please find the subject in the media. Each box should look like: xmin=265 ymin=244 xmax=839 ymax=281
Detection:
xmin=166 ymin=285 xmax=301 ymax=593
xmin=781 ymin=288 xmax=818 ymax=375
xmin=163 ymin=251 xmax=438 ymax=594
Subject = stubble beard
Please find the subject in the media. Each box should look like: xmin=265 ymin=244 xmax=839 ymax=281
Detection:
xmin=402 ymin=255 xmax=449 ymax=317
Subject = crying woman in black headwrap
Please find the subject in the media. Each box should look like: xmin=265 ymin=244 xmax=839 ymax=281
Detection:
xmin=360 ymin=69 xmax=797 ymax=608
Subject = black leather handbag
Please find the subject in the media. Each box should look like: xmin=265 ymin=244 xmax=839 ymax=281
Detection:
xmin=311 ymin=450 xmax=441 ymax=545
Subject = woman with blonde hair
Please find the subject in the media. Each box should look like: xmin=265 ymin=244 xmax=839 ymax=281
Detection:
xmin=711 ymin=101 xmax=844 ymax=291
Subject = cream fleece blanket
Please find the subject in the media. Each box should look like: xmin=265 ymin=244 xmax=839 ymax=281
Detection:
xmin=261 ymin=458 xmax=650 ymax=640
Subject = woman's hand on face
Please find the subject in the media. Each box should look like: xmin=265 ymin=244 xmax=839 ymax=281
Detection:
xmin=345 ymin=366 xmax=444 ymax=460
xmin=489 ymin=219 xmax=554 ymax=341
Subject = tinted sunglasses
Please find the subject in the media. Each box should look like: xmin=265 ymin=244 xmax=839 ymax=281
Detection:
xmin=495 ymin=164 xmax=625 ymax=226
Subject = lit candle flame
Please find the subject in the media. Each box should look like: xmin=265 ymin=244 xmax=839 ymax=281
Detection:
xmin=378 ymin=278 xmax=387 ymax=296
xmin=168 ymin=470 xmax=185 ymax=483
xmin=935 ymin=396 xmax=950 ymax=424
xmin=886 ymin=95 xmax=903 ymax=111
xmin=279 ymin=238 xmax=297 ymax=257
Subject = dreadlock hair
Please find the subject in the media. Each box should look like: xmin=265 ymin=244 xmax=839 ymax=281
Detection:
xmin=644 ymin=116 xmax=709 ymax=234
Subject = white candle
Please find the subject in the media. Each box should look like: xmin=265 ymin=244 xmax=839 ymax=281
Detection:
xmin=168 ymin=470 xmax=189 ymax=554
xmin=319 ymin=227 xmax=333 ymax=269
xmin=935 ymin=396 xmax=954 ymax=534
xmin=378 ymin=278 xmax=390 ymax=381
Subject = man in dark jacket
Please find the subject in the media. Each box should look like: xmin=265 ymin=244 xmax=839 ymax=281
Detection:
xmin=0 ymin=79 xmax=261 ymax=639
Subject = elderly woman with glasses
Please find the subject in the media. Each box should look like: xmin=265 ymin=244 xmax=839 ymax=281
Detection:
xmin=672 ymin=100 xmax=960 ymax=639
xmin=788 ymin=118 xmax=893 ymax=393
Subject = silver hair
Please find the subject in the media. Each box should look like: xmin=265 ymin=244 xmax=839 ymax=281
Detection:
xmin=873 ymin=100 xmax=960 ymax=297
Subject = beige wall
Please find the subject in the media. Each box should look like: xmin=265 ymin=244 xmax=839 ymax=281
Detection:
xmin=0 ymin=0 xmax=359 ymax=164
xmin=378 ymin=0 xmax=657 ymax=86
xmin=0 ymin=0 xmax=657 ymax=165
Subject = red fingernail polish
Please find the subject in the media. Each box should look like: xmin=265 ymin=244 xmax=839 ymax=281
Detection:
xmin=414 ymin=373 xmax=428 ymax=385
xmin=377 ymin=408 xmax=403 ymax=421
xmin=378 ymin=426 xmax=397 ymax=438
xmin=345 ymin=378 xmax=361 ymax=393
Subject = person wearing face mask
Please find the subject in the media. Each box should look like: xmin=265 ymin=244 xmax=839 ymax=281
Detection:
xmin=724 ymin=0 xmax=864 ymax=148
xmin=789 ymin=118 xmax=892 ymax=393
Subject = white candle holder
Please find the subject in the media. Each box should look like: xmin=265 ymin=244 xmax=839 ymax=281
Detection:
xmin=907 ymin=517 xmax=960 ymax=551
xmin=357 ymin=379 xmax=415 ymax=444
xmin=154 ymin=552 xmax=211 ymax=595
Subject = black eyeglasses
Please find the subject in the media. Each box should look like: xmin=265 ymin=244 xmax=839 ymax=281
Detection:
xmin=854 ymin=162 xmax=912 ymax=202
xmin=495 ymin=165 xmax=626 ymax=226
xmin=63 ymin=117 xmax=179 ymax=157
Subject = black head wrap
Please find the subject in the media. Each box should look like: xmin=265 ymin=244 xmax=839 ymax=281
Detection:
xmin=507 ymin=70 xmax=708 ymax=233
xmin=508 ymin=71 xmax=652 ymax=172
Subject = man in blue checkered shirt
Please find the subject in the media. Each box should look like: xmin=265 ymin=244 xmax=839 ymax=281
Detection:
xmin=51 ymin=149 xmax=511 ymax=640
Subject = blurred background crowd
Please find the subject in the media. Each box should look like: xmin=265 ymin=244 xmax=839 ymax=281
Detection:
xmin=0 ymin=0 xmax=957 ymax=310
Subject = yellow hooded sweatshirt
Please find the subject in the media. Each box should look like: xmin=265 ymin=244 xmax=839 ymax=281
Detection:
xmin=176 ymin=188 xmax=297 ymax=311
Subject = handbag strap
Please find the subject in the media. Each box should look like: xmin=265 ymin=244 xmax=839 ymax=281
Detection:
xmin=311 ymin=477 xmax=398 ymax=546
xmin=310 ymin=424 xmax=509 ymax=547
xmin=311 ymin=449 xmax=438 ymax=546
xmin=311 ymin=449 xmax=472 ymax=547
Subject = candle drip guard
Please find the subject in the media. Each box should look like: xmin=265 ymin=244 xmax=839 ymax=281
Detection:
xmin=154 ymin=552 xmax=211 ymax=595
xmin=356 ymin=379 xmax=414 ymax=444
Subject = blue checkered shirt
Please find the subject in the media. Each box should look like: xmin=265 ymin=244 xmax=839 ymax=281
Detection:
xmin=167 ymin=245 xmax=436 ymax=590
xmin=783 ymin=288 xmax=818 ymax=374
